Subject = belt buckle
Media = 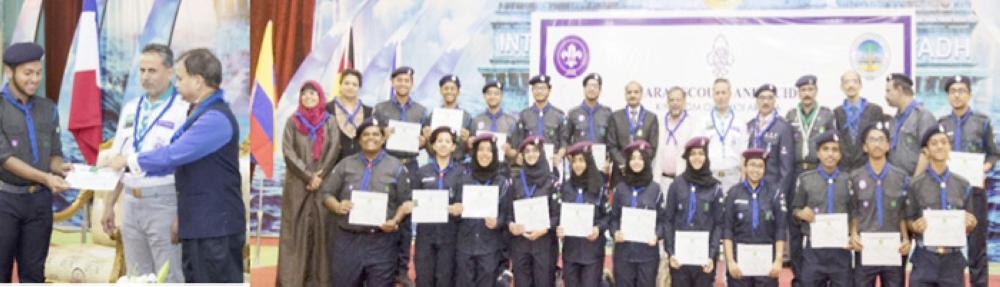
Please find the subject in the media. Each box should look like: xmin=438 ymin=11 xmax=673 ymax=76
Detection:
xmin=27 ymin=185 xmax=38 ymax=194
xmin=718 ymin=171 xmax=726 ymax=177
xmin=802 ymin=163 xmax=810 ymax=170
xmin=131 ymin=188 xmax=143 ymax=198
xmin=936 ymin=246 xmax=945 ymax=255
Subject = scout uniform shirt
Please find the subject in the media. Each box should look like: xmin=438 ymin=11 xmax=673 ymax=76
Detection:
xmin=722 ymin=181 xmax=787 ymax=245
xmin=938 ymin=110 xmax=1000 ymax=168
xmin=559 ymin=181 xmax=610 ymax=264
xmin=792 ymin=167 xmax=853 ymax=238
xmin=887 ymin=102 xmax=936 ymax=174
xmin=849 ymin=162 xmax=909 ymax=234
xmin=374 ymin=97 xmax=428 ymax=159
xmin=746 ymin=112 xmax=796 ymax=193
xmin=563 ymin=101 xmax=613 ymax=145
xmin=663 ymin=178 xmax=724 ymax=261
xmin=513 ymin=103 xmax=566 ymax=155
xmin=110 ymin=87 xmax=190 ymax=188
xmin=0 ymin=86 xmax=62 ymax=186
xmin=702 ymin=107 xmax=750 ymax=190
xmin=322 ymin=151 xmax=412 ymax=232
xmin=905 ymin=167 xmax=972 ymax=247
xmin=786 ymin=105 xmax=836 ymax=172
xmin=609 ymin=181 xmax=665 ymax=263
xmin=471 ymin=109 xmax=518 ymax=148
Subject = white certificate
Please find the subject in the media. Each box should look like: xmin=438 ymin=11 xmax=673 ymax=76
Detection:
xmin=476 ymin=130 xmax=507 ymax=163
xmin=461 ymin=185 xmax=498 ymax=218
xmin=674 ymin=231 xmax=710 ymax=266
xmin=386 ymin=120 xmax=421 ymax=153
xmin=737 ymin=244 xmax=773 ymax=277
xmin=922 ymin=209 xmax=967 ymax=247
xmin=430 ymin=108 xmax=465 ymax=133
xmin=860 ymin=232 xmax=902 ymax=266
xmin=65 ymin=164 xmax=123 ymax=191
xmin=514 ymin=196 xmax=550 ymax=232
xmin=411 ymin=190 xmax=449 ymax=223
xmin=948 ymin=151 xmax=986 ymax=188
xmin=591 ymin=144 xmax=608 ymax=170
xmin=621 ymin=207 xmax=657 ymax=243
xmin=559 ymin=203 xmax=594 ymax=237
xmin=348 ymin=191 xmax=388 ymax=226
xmin=810 ymin=213 xmax=849 ymax=248
xmin=543 ymin=143 xmax=555 ymax=160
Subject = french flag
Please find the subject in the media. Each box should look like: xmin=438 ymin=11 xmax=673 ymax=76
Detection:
xmin=67 ymin=0 xmax=102 ymax=164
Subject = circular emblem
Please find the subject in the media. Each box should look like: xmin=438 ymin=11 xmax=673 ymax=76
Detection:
xmin=578 ymin=114 xmax=586 ymax=122
xmin=858 ymin=180 xmax=867 ymax=190
xmin=850 ymin=33 xmax=890 ymax=80
xmin=553 ymin=35 xmax=590 ymax=79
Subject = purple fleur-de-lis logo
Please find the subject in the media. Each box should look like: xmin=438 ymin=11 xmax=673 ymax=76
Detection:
xmin=553 ymin=35 xmax=589 ymax=79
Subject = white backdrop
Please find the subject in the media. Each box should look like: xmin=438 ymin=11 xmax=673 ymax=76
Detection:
xmin=531 ymin=10 xmax=914 ymax=118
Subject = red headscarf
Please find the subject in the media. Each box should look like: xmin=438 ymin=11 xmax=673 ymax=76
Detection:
xmin=293 ymin=81 xmax=329 ymax=161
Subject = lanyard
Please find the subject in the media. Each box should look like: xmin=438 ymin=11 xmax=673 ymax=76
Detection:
xmin=796 ymin=105 xmax=818 ymax=158
xmin=133 ymin=92 xmax=177 ymax=151
xmin=627 ymin=107 xmax=647 ymax=139
xmin=665 ymin=111 xmax=688 ymax=146
xmin=519 ymin=170 xmax=538 ymax=197
xmin=712 ymin=108 xmax=735 ymax=147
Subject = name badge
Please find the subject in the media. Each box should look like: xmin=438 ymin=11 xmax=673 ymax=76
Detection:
xmin=735 ymin=199 xmax=749 ymax=205
xmin=156 ymin=120 xmax=175 ymax=129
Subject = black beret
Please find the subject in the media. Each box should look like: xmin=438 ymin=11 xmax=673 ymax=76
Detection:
xmin=920 ymin=124 xmax=948 ymax=148
xmin=528 ymin=74 xmax=551 ymax=86
xmin=886 ymin=73 xmax=913 ymax=87
xmin=438 ymin=74 xmax=460 ymax=88
xmin=795 ymin=75 xmax=817 ymax=88
xmin=391 ymin=66 xmax=415 ymax=78
xmin=859 ymin=121 xmax=891 ymax=145
xmin=357 ymin=118 xmax=384 ymax=135
xmin=482 ymin=81 xmax=503 ymax=93
xmin=754 ymin=83 xmax=777 ymax=98
xmin=942 ymin=75 xmax=971 ymax=92
xmin=581 ymin=73 xmax=602 ymax=87
xmin=814 ymin=130 xmax=840 ymax=149
xmin=2 ymin=42 xmax=44 ymax=67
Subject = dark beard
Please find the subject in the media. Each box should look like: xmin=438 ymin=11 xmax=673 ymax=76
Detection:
xmin=11 ymin=74 xmax=34 ymax=99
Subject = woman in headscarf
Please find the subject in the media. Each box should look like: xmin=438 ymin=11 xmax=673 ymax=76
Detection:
xmin=663 ymin=136 xmax=723 ymax=287
xmin=276 ymin=81 xmax=341 ymax=287
xmin=610 ymin=140 xmax=665 ymax=287
xmin=504 ymin=136 xmax=559 ymax=287
xmin=556 ymin=141 xmax=609 ymax=287
xmin=454 ymin=133 xmax=510 ymax=287
xmin=324 ymin=68 xmax=372 ymax=164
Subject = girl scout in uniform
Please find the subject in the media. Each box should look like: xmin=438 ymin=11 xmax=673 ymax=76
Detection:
xmin=504 ymin=136 xmax=559 ymax=287
xmin=722 ymin=148 xmax=786 ymax=287
xmin=455 ymin=133 xmax=510 ymax=286
xmin=610 ymin=140 xmax=664 ymax=287
xmin=664 ymin=137 xmax=723 ymax=287
xmin=556 ymin=141 xmax=609 ymax=287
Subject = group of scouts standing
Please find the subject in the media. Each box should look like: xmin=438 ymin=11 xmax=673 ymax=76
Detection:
xmin=274 ymin=63 xmax=997 ymax=287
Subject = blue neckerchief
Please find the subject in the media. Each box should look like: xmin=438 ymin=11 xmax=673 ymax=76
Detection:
xmin=171 ymin=90 xmax=225 ymax=143
xmin=751 ymin=111 xmax=777 ymax=149
xmin=866 ymin=162 xmax=888 ymax=226
xmin=949 ymin=111 xmax=972 ymax=151
xmin=630 ymin=185 xmax=647 ymax=208
xmin=926 ymin=167 xmax=951 ymax=210
xmin=432 ymin=159 xmax=455 ymax=190
xmin=530 ymin=104 xmax=552 ymax=137
xmin=742 ymin=181 xmax=764 ymax=230
xmin=133 ymin=90 xmax=177 ymax=151
xmin=486 ymin=108 xmax=503 ymax=132
xmin=665 ymin=111 xmax=688 ymax=146
xmin=816 ymin=167 xmax=841 ymax=213
xmin=2 ymin=85 xmax=38 ymax=163
xmin=580 ymin=101 xmax=599 ymax=141
xmin=711 ymin=107 xmax=735 ymax=146
xmin=391 ymin=96 xmax=411 ymax=121
xmin=843 ymin=98 xmax=867 ymax=139
xmin=890 ymin=101 xmax=918 ymax=150
xmin=686 ymin=185 xmax=697 ymax=226
xmin=575 ymin=186 xmax=584 ymax=203
xmin=294 ymin=112 xmax=330 ymax=141
xmin=519 ymin=170 xmax=538 ymax=197
xmin=358 ymin=151 xmax=387 ymax=191
xmin=333 ymin=99 xmax=362 ymax=130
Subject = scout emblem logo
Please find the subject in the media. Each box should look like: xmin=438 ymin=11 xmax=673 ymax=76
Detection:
xmin=553 ymin=35 xmax=590 ymax=78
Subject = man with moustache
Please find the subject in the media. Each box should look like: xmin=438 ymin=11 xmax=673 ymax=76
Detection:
xmin=833 ymin=71 xmax=886 ymax=171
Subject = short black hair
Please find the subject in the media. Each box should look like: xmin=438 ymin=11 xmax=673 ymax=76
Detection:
xmin=340 ymin=68 xmax=363 ymax=87
xmin=141 ymin=43 xmax=174 ymax=67
xmin=177 ymin=48 xmax=222 ymax=89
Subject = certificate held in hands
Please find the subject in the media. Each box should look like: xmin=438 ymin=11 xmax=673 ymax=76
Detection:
xmin=430 ymin=108 xmax=465 ymax=133
xmin=810 ymin=213 xmax=849 ymax=248
xmin=411 ymin=190 xmax=449 ymax=223
xmin=948 ymin=151 xmax=986 ymax=188
xmin=461 ymin=185 xmax=498 ymax=218
xmin=674 ymin=231 xmax=710 ymax=266
xmin=922 ymin=209 xmax=966 ymax=247
xmin=621 ymin=207 xmax=656 ymax=243
xmin=514 ymin=196 xmax=550 ymax=232
xmin=559 ymin=203 xmax=594 ymax=237
xmin=65 ymin=164 xmax=123 ymax=191
xmin=737 ymin=244 xmax=773 ymax=277
xmin=860 ymin=232 xmax=902 ymax=266
xmin=386 ymin=120 xmax=421 ymax=153
xmin=348 ymin=191 xmax=388 ymax=226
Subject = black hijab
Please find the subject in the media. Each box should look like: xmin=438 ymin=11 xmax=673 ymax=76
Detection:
xmin=681 ymin=146 xmax=720 ymax=187
xmin=520 ymin=143 xmax=552 ymax=186
xmin=622 ymin=149 xmax=653 ymax=188
xmin=569 ymin=151 xmax=603 ymax=195
xmin=471 ymin=138 xmax=499 ymax=183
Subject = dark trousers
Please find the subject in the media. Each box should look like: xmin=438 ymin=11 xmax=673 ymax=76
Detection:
xmin=908 ymin=248 xmax=967 ymax=287
xmin=799 ymin=247 xmax=851 ymax=287
xmin=399 ymin=159 xmax=420 ymax=277
xmin=669 ymin=265 xmax=714 ymax=287
xmin=332 ymin=230 xmax=398 ymax=287
xmin=511 ymin=236 xmax=556 ymax=287
xmin=455 ymin=251 xmax=503 ymax=287
xmin=562 ymin=260 xmax=603 ymax=287
xmin=968 ymin=188 xmax=987 ymax=287
xmin=181 ymin=232 xmax=245 ymax=283
xmin=727 ymin=275 xmax=778 ymax=287
xmin=414 ymin=238 xmax=455 ymax=287
xmin=0 ymin=190 xmax=52 ymax=283
xmin=613 ymin=259 xmax=658 ymax=287
xmin=853 ymin=254 xmax=904 ymax=287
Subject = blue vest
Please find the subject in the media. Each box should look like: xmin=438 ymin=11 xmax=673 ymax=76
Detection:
xmin=174 ymin=100 xmax=245 ymax=239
